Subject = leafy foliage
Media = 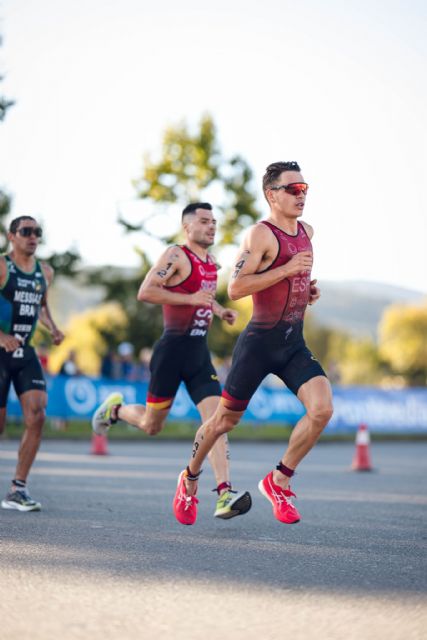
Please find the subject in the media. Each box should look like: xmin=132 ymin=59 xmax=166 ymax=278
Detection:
xmin=0 ymin=38 xmax=14 ymax=252
xmin=338 ymin=337 xmax=385 ymax=385
xmin=379 ymin=301 xmax=427 ymax=386
xmin=0 ymin=34 xmax=15 ymax=123
xmin=304 ymin=314 xmax=387 ymax=385
xmin=47 ymin=302 xmax=129 ymax=376
xmin=128 ymin=114 xmax=261 ymax=246
xmin=91 ymin=115 xmax=261 ymax=357
xmin=0 ymin=42 xmax=81 ymax=274
xmin=0 ymin=189 xmax=12 ymax=253
xmin=44 ymin=250 xmax=81 ymax=277
xmin=86 ymin=250 xmax=163 ymax=354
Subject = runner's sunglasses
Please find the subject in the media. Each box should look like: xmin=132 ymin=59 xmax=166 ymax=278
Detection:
xmin=269 ymin=182 xmax=309 ymax=196
xmin=16 ymin=226 xmax=43 ymax=238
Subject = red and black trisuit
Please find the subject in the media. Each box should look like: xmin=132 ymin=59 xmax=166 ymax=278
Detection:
xmin=222 ymin=221 xmax=327 ymax=412
xmin=147 ymin=246 xmax=221 ymax=410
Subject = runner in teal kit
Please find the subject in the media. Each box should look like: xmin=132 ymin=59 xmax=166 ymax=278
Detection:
xmin=173 ymin=162 xmax=334 ymax=526
xmin=0 ymin=216 xmax=64 ymax=511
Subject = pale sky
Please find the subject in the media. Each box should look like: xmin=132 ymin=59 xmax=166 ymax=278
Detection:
xmin=1 ymin=0 xmax=426 ymax=292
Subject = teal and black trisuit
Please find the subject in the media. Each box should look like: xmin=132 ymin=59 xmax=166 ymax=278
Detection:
xmin=0 ymin=255 xmax=47 ymax=407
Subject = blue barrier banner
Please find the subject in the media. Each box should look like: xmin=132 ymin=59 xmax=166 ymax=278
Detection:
xmin=328 ymin=386 xmax=427 ymax=433
xmin=6 ymin=376 xmax=427 ymax=433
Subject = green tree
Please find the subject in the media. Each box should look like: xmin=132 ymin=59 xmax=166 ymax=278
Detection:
xmin=47 ymin=302 xmax=129 ymax=376
xmin=303 ymin=315 xmax=388 ymax=385
xmin=93 ymin=115 xmax=262 ymax=357
xmin=0 ymin=36 xmax=81 ymax=273
xmin=303 ymin=314 xmax=339 ymax=365
xmin=86 ymin=250 xmax=163 ymax=355
xmin=379 ymin=301 xmax=427 ymax=386
xmin=0 ymin=35 xmax=15 ymax=251
xmin=0 ymin=36 xmax=14 ymax=123
xmin=338 ymin=337 xmax=384 ymax=385
xmin=44 ymin=249 xmax=81 ymax=277
xmin=128 ymin=114 xmax=261 ymax=246
xmin=0 ymin=189 xmax=12 ymax=252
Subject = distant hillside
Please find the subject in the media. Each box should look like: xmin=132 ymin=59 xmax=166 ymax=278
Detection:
xmin=49 ymin=273 xmax=426 ymax=340
xmin=309 ymin=280 xmax=426 ymax=339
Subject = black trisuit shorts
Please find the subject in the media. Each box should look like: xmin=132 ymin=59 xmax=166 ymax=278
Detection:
xmin=223 ymin=321 xmax=327 ymax=411
xmin=147 ymin=333 xmax=221 ymax=408
xmin=0 ymin=346 xmax=46 ymax=408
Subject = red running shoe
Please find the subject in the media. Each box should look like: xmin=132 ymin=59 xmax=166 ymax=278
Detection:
xmin=258 ymin=471 xmax=301 ymax=524
xmin=173 ymin=470 xmax=199 ymax=525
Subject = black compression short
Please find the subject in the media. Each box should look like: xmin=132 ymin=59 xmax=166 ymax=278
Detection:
xmin=0 ymin=346 xmax=46 ymax=408
xmin=223 ymin=322 xmax=327 ymax=411
xmin=147 ymin=333 xmax=221 ymax=408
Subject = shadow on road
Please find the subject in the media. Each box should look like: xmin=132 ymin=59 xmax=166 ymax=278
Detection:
xmin=1 ymin=441 xmax=426 ymax=597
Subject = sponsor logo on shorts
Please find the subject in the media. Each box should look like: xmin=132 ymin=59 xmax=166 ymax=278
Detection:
xmin=190 ymin=328 xmax=207 ymax=337
xmin=32 ymin=379 xmax=46 ymax=386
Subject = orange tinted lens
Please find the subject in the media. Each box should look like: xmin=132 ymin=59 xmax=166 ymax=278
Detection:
xmin=286 ymin=183 xmax=308 ymax=195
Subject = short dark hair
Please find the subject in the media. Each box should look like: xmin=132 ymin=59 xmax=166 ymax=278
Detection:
xmin=182 ymin=202 xmax=212 ymax=221
xmin=9 ymin=216 xmax=37 ymax=234
xmin=262 ymin=161 xmax=301 ymax=199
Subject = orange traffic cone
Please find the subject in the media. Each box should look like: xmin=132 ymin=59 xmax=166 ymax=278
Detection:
xmin=90 ymin=433 xmax=109 ymax=455
xmin=352 ymin=423 xmax=373 ymax=471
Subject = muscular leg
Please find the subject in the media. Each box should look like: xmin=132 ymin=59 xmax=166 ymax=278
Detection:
xmin=197 ymin=396 xmax=229 ymax=489
xmin=185 ymin=403 xmax=243 ymax=495
xmin=15 ymin=390 xmax=47 ymax=482
xmin=116 ymin=403 xmax=170 ymax=436
xmin=273 ymin=376 xmax=333 ymax=489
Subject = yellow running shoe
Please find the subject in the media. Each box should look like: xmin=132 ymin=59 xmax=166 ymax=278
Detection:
xmin=214 ymin=490 xmax=252 ymax=519
xmin=91 ymin=392 xmax=123 ymax=436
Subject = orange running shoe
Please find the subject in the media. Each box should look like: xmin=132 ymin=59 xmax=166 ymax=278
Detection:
xmin=173 ymin=470 xmax=199 ymax=525
xmin=258 ymin=471 xmax=301 ymax=524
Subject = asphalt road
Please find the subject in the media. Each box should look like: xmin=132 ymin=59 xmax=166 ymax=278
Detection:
xmin=0 ymin=438 xmax=426 ymax=640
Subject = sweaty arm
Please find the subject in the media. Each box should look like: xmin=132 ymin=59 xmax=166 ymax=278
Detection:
xmin=39 ymin=264 xmax=64 ymax=345
xmin=228 ymin=224 xmax=313 ymax=300
xmin=137 ymin=246 xmax=214 ymax=307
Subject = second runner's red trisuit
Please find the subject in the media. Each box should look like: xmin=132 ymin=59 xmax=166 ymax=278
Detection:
xmin=147 ymin=246 xmax=221 ymax=410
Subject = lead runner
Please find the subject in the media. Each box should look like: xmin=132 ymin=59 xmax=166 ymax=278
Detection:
xmin=173 ymin=162 xmax=333 ymax=525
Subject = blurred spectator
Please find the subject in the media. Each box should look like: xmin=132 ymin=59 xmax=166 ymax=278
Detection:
xmin=135 ymin=347 xmax=152 ymax=382
xmin=117 ymin=341 xmax=139 ymax=381
xmin=59 ymin=350 xmax=81 ymax=376
xmin=100 ymin=350 xmax=120 ymax=379
xmin=55 ymin=350 xmax=81 ymax=431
